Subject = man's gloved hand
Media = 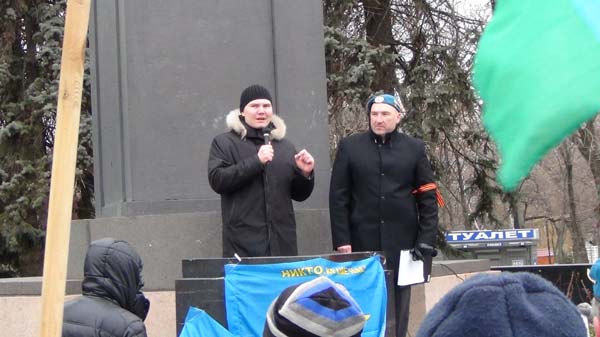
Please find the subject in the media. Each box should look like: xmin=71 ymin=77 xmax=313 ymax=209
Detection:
xmin=410 ymin=243 xmax=438 ymax=261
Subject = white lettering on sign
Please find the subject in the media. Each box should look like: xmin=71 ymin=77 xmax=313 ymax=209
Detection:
xmin=447 ymin=233 xmax=460 ymax=241
xmin=489 ymin=231 xmax=503 ymax=240
xmin=517 ymin=230 xmax=531 ymax=238
xmin=474 ymin=232 xmax=489 ymax=240
xmin=462 ymin=232 xmax=475 ymax=240
xmin=445 ymin=229 xmax=537 ymax=242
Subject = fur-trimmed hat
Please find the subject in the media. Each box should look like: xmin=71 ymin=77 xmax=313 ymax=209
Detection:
xmin=240 ymin=84 xmax=272 ymax=112
xmin=416 ymin=272 xmax=587 ymax=337
xmin=263 ymin=276 xmax=366 ymax=337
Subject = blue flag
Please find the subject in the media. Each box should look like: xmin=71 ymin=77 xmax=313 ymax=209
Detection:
xmin=179 ymin=307 xmax=233 ymax=337
xmin=224 ymin=256 xmax=387 ymax=337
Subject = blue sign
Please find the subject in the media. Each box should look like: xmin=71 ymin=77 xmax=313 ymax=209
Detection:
xmin=224 ymin=256 xmax=387 ymax=337
xmin=446 ymin=229 xmax=538 ymax=243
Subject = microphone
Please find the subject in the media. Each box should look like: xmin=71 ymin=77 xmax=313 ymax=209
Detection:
xmin=262 ymin=127 xmax=272 ymax=165
xmin=262 ymin=126 xmax=272 ymax=145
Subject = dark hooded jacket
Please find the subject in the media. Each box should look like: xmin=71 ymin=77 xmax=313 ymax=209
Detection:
xmin=208 ymin=110 xmax=314 ymax=257
xmin=329 ymin=131 xmax=439 ymax=272
xmin=62 ymin=238 xmax=149 ymax=337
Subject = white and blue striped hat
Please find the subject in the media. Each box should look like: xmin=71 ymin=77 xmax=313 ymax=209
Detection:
xmin=366 ymin=93 xmax=405 ymax=114
xmin=263 ymin=276 xmax=366 ymax=337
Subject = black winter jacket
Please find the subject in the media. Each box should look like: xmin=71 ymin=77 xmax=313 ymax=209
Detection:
xmin=208 ymin=110 xmax=314 ymax=257
xmin=329 ymin=131 xmax=438 ymax=270
xmin=62 ymin=238 xmax=149 ymax=337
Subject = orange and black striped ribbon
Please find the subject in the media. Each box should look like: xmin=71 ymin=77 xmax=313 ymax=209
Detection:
xmin=412 ymin=183 xmax=445 ymax=208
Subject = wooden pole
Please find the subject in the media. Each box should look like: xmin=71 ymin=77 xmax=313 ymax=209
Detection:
xmin=39 ymin=1 xmax=91 ymax=336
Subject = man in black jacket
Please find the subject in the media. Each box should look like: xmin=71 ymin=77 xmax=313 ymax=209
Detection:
xmin=208 ymin=84 xmax=315 ymax=257
xmin=62 ymin=238 xmax=150 ymax=337
xmin=329 ymin=93 xmax=440 ymax=337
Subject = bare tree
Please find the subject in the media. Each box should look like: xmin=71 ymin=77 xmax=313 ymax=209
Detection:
xmin=558 ymin=142 xmax=589 ymax=262
xmin=573 ymin=116 xmax=600 ymax=256
xmin=325 ymin=1 xmax=598 ymax=251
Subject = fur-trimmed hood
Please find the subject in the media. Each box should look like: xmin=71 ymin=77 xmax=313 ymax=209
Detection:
xmin=226 ymin=109 xmax=286 ymax=140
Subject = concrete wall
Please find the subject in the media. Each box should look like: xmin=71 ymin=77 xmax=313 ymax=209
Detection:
xmin=67 ymin=209 xmax=332 ymax=290
xmin=90 ymin=0 xmax=330 ymax=217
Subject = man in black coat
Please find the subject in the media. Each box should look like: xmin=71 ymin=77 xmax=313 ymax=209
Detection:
xmin=208 ymin=84 xmax=315 ymax=257
xmin=62 ymin=238 xmax=150 ymax=337
xmin=329 ymin=93 xmax=441 ymax=337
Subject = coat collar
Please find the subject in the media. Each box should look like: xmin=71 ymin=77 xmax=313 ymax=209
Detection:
xmin=226 ymin=109 xmax=286 ymax=140
xmin=370 ymin=128 xmax=400 ymax=145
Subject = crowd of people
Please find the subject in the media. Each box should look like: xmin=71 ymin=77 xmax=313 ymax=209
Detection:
xmin=63 ymin=237 xmax=596 ymax=337
xmin=61 ymin=85 xmax=596 ymax=337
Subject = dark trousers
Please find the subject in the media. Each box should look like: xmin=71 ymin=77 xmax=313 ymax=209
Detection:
xmin=395 ymin=285 xmax=412 ymax=337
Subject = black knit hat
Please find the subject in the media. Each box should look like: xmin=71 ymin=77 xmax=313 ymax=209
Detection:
xmin=240 ymin=84 xmax=272 ymax=112
xmin=263 ymin=276 xmax=366 ymax=337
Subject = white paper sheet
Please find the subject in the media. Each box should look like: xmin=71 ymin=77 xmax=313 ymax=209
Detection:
xmin=397 ymin=250 xmax=425 ymax=286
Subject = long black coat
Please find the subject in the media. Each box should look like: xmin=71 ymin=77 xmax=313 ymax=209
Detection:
xmin=208 ymin=110 xmax=314 ymax=257
xmin=62 ymin=238 xmax=148 ymax=337
xmin=329 ymin=131 xmax=438 ymax=270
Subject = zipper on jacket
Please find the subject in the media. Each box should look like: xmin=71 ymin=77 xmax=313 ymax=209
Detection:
xmin=377 ymin=143 xmax=384 ymax=245
xmin=262 ymin=145 xmax=272 ymax=256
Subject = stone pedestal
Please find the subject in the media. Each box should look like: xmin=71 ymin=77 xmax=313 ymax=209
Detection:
xmin=90 ymin=0 xmax=330 ymax=217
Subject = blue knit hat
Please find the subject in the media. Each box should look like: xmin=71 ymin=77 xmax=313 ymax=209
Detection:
xmin=263 ymin=276 xmax=366 ymax=337
xmin=366 ymin=94 xmax=404 ymax=114
xmin=416 ymin=272 xmax=587 ymax=337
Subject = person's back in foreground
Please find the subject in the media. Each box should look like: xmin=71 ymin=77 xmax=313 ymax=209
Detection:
xmin=62 ymin=238 xmax=150 ymax=337
xmin=416 ymin=271 xmax=586 ymax=337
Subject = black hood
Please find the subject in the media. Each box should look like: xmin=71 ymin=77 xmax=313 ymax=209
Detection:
xmin=81 ymin=238 xmax=144 ymax=314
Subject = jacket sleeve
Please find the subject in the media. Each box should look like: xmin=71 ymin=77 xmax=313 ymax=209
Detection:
xmin=413 ymin=141 xmax=439 ymax=247
xmin=208 ymin=137 xmax=264 ymax=194
xmin=329 ymin=140 xmax=352 ymax=249
xmin=124 ymin=320 xmax=147 ymax=337
xmin=290 ymin=169 xmax=314 ymax=201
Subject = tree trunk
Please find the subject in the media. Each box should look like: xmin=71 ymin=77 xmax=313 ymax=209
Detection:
xmin=453 ymin=151 xmax=472 ymax=229
xmin=561 ymin=143 xmax=589 ymax=263
xmin=363 ymin=0 xmax=398 ymax=92
xmin=551 ymin=219 xmax=567 ymax=263
xmin=506 ymin=192 xmax=522 ymax=229
xmin=575 ymin=118 xmax=600 ymax=258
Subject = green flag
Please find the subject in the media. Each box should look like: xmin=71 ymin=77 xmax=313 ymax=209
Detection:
xmin=473 ymin=0 xmax=600 ymax=191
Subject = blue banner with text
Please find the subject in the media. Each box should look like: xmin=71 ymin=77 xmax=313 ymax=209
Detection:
xmin=224 ymin=256 xmax=387 ymax=337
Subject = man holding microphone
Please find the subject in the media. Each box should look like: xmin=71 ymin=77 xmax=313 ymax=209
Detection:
xmin=208 ymin=84 xmax=315 ymax=258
